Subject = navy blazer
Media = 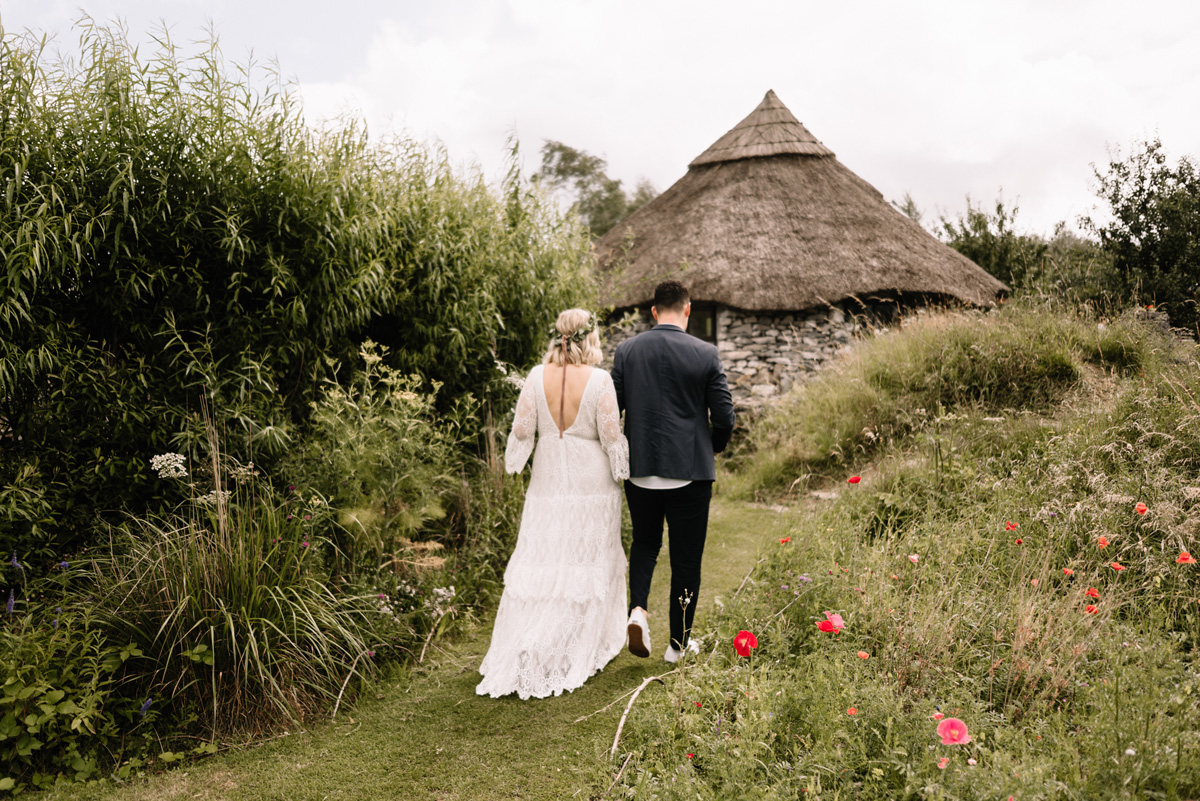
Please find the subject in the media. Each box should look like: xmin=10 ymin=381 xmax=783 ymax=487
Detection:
xmin=612 ymin=324 xmax=736 ymax=481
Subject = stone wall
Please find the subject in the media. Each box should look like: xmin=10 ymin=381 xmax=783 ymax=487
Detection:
xmin=601 ymin=303 xmax=866 ymax=407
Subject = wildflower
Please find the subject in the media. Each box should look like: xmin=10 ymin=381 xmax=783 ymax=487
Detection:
xmin=1110 ymin=562 xmax=1125 ymax=571
xmin=781 ymin=585 xmax=789 ymax=590
xmin=847 ymin=707 xmax=857 ymax=715
xmin=816 ymin=620 xmax=839 ymax=633
xmin=890 ymin=574 xmax=899 ymax=580
xmin=1062 ymin=568 xmax=1074 ymax=576
xmin=1097 ymin=536 xmax=1109 ymax=548
xmin=1085 ymin=605 xmax=1099 ymax=614
xmin=288 ymin=484 xmax=296 ymax=492
xmin=937 ymin=757 xmax=949 ymax=769
xmin=857 ymin=651 xmax=870 ymax=659
xmin=301 ymin=541 xmax=310 ymax=548
xmin=932 ymin=711 xmax=945 ymax=720
xmin=936 ymin=717 xmax=972 ymax=744
xmin=908 ymin=554 xmax=919 ymax=564
xmin=823 ymin=611 xmax=846 ymax=630
xmin=734 ymin=630 xmax=758 ymax=657
xmin=1015 ymin=539 xmax=1023 ymax=545
xmin=695 ymin=702 xmax=702 ymax=708
xmin=9 ymin=554 xmax=19 ymax=569
xmin=1006 ymin=521 xmax=1019 ymax=531
xmin=1177 ymin=552 xmax=1197 ymax=564
xmin=1125 ymin=748 xmax=1136 ymax=756
xmin=139 ymin=697 xmax=153 ymax=718
xmin=686 ymin=753 xmax=694 ymax=759
xmin=967 ymin=758 xmax=977 ymax=766
xmin=367 ymin=650 xmax=376 ymax=658
xmin=847 ymin=476 xmax=861 ymax=484
xmin=779 ymin=537 xmax=791 ymax=544
xmin=149 ymin=453 xmax=187 ymax=479
xmin=798 ymin=575 xmax=812 ymax=584
xmin=1135 ymin=502 xmax=1148 ymax=515
xmin=59 ymin=561 xmax=68 ymax=569
xmin=1085 ymin=587 xmax=1100 ymax=599
xmin=1030 ymin=578 xmax=1038 ymax=587
xmin=304 ymin=514 xmax=311 ymax=521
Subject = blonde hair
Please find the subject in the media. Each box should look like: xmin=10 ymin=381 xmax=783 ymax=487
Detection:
xmin=543 ymin=308 xmax=602 ymax=367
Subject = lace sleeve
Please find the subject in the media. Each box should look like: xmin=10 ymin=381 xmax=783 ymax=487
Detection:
xmin=596 ymin=372 xmax=630 ymax=482
xmin=505 ymin=370 xmax=538 ymax=474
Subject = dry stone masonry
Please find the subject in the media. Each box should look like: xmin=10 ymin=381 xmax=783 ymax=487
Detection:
xmin=603 ymin=303 xmax=867 ymax=407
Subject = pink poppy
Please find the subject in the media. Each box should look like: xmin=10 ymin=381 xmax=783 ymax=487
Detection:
xmin=823 ymin=611 xmax=847 ymax=630
xmin=908 ymin=554 xmax=919 ymax=564
xmin=936 ymin=718 xmax=972 ymax=744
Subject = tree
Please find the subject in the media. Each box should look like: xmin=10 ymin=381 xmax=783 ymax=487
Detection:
xmin=1086 ymin=138 xmax=1200 ymax=332
xmin=534 ymin=140 xmax=657 ymax=238
xmin=939 ymin=197 xmax=1047 ymax=289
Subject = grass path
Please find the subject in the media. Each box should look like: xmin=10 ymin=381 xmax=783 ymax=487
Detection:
xmin=48 ymin=495 xmax=799 ymax=801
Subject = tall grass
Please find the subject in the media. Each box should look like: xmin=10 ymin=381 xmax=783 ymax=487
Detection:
xmin=90 ymin=432 xmax=378 ymax=737
xmin=615 ymin=303 xmax=1200 ymax=799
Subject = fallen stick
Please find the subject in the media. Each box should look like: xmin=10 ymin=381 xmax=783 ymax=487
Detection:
xmin=575 ymin=667 xmax=680 ymax=724
xmin=611 ymin=674 xmax=666 ymax=760
xmin=600 ymin=752 xmax=634 ymax=798
xmin=731 ymin=558 xmax=767 ymax=601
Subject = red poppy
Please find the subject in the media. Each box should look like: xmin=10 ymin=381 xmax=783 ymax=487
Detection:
xmin=1085 ymin=604 xmax=1099 ymax=614
xmin=847 ymin=707 xmax=857 ymax=715
xmin=816 ymin=620 xmax=839 ymax=633
xmin=857 ymin=651 xmax=870 ymax=659
xmin=1085 ymin=587 xmax=1100 ymax=598
xmin=931 ymin=712 xmax=944 ymax=720
xmin=687 ymin=753 xmax=694 ymax=759
xmin=1178 ymin=552 xmax=1196 ymax=564
xmin=779 ymin=536 xmax=791 ymax=544
xmin=1097 ymin=536 xmax=1109 ymax=549
xmin=848 ymin=476 xmax=861 ymax=484
xmin=695 ymin=702 xmax=702 ymax=708
xmin=1062 ymin=568 xmax=1075 ymax=576
xmin=734 ymin=630 xmax=758 ymax=657
xmin=1006 ymin=521 xmax=1019 ymax=531
xmin=1135 ymin=502 xmax=1148 ymax=515
xmin=1015 ymin=538 xmax=1023 ymax=545
xmin=1110 ymin=562 xmax=1125 ymax=571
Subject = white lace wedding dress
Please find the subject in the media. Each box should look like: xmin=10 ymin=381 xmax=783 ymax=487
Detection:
xmin=476 ymin=364 xmax=630 ymax=700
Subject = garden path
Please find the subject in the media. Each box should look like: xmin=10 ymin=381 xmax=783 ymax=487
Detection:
xmin=46 ymin=496 xmax=799 ymax=801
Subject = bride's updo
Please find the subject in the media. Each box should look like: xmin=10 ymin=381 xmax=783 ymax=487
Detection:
xmin=544 ymin=308 xmax=602 ymax=367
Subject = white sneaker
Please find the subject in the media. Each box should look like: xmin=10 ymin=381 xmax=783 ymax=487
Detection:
xmin=664 ymin=639 xmax=701 ymax=663
xmin=627 ymin=609 xmax=650 ymax=658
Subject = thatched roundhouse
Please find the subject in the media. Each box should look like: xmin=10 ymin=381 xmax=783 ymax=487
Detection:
xmin=595 ymin=90 xmax=1007 ymax=402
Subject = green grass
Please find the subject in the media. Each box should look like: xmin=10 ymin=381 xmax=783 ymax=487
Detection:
xmin=38 ymin=497 xmax=788 ymax=800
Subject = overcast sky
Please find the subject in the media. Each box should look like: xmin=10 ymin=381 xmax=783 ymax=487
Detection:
xmin=4 ymin=0 xmax=1200 ymax=235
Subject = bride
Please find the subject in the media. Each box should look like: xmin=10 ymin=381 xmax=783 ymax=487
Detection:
xmin=476 ymin=309 xmax=630 ymax=699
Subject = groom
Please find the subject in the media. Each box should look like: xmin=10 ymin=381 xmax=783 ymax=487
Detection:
xmin=612 ymin=280 xmax=736 ymax=662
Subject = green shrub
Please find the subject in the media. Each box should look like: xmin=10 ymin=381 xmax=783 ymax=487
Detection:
xmin=0 ymin=21 xmax=592 ymax=567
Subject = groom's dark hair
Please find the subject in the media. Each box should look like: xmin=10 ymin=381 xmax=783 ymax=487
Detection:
xmin=653 ymin=280 xmax=690 ymax=313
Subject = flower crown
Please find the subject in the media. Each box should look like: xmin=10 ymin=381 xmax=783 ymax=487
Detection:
xmin=550 ymin=312 xmax=597 ymax=347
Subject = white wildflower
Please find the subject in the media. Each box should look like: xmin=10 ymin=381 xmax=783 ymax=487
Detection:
xmin=150 ymin=453 xmax=188 ymax=479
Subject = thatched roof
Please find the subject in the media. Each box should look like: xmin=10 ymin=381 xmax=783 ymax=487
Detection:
xmin=595 ymin=90 xmax=1007 ymax=312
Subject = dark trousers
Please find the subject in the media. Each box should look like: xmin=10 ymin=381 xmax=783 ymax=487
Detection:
xmin=625 ymin=480 xmax=713 ymax=650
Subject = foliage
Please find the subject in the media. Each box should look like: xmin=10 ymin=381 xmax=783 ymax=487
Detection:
xmin=939 ymin=198 xmax=1122 ymax=310
xmin=87 ymin=453 xmax=380 ymax=738
xmin=731 ymin=302 xmax=1164 ymax=494
xmin=281 ymin=341 xmax=462 ymax=571
xmin=0 ymin=21 xmax=592 ymax=567
xmin=616 ymin=307 xmax=1200 ymax=799
xmin=1087 ymin=138 xmax=1200 ymax=334
xmin=533 ymin=140 xmax=657 ymax=237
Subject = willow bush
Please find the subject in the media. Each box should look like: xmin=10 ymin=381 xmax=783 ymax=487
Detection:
xmin=0 ymin=22 xmax=592 ymax=566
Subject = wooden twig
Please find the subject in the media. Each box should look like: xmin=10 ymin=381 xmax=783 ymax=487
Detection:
xmin=418 ymin=612 xmax=446 ymax=664
xmin=600 ymin=752 xmax=634 ymax=798
xmin=575 ymin=667 xmax=679 ymax=724
xmin=611 ymin=674 xmax=666 ymax=759
xmin=332 ymin=645 xmax=382 ymax=720
xmin=731 ymin=558 xmax=767 ymax=602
